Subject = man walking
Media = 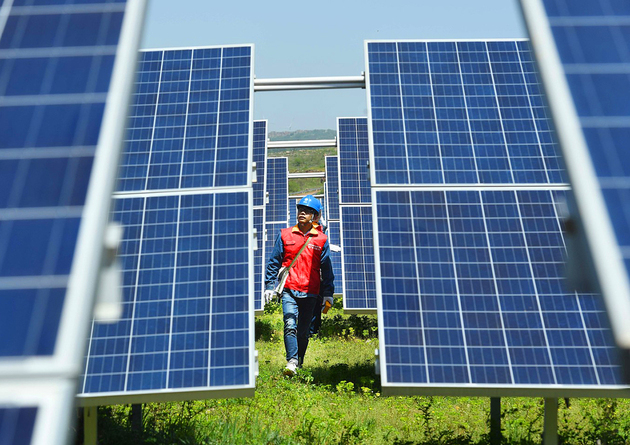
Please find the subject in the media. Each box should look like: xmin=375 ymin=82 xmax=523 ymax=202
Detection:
xmin=264 ymin=195 xmax=334 ymax=376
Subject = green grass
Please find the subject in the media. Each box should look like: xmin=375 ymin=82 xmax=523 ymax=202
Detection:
xmin=267 ymin=146 xmax=335 ymax=196
xmin=95 ymin=304 xmax=630 ymax=444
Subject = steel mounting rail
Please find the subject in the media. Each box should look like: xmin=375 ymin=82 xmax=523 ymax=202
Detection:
xmin=268 ymin=139 xmax=337 ymax=149
xmin=254 ymin=75 xmax=365 ymax=91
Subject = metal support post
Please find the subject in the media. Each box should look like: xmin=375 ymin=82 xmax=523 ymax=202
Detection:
xmin=84 ymin=406 xmax=97 ymax=445
xmin=131 ymin=403 xmax=143 ymax=440
xmin=543 ymin=398 xmax=558 ymax=445
xmin=490 ymin=397 xmax=501 ymax=445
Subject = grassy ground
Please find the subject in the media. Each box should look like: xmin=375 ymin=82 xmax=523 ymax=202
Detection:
xmin=268 ymin=146 xmax=336 ymax=195
xmin=95 ymin=304 xmax=630 ymax=444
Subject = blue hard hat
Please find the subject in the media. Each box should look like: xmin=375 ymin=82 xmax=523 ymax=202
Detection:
xmin=297 ymin=195 xmax=322 ymax=215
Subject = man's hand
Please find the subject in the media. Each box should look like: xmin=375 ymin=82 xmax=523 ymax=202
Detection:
xmin=323 ymin=296 xmax=334 ymax=308
xmin=264 ymin=289 xmax=276 ymax=304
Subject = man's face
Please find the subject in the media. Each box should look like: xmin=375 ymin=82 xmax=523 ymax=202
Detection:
xmin=297 ymin=205 xmax=315 ymax=224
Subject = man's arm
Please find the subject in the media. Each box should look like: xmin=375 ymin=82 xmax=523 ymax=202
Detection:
xmin=264 ymin=231 xmax=284 ymax=291
xmin=319 ymin=239 xmax=335 ymax=297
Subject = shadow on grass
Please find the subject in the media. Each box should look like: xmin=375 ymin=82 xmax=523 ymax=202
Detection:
xmin=307 ymin=361 xmax=381 ymax=393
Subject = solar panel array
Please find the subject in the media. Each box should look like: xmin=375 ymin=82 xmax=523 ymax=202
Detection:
xmin=253 ymin=121 xmax=267 ymax=312
xmin=0 ymin=0 xmax=146 ymax=441
xmin=519 ymin=0 xmax=630 ymax=360
xmin=80 ymin=45 xmax=256 ymax=405
xmin=366 ymin=39 xmax=626 ymax=396
xmin=337 ymin=118 xmax=376 ymax=312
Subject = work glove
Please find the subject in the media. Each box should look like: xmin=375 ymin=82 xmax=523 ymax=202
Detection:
xmin=264 ymin=289 xmax=276 ymax=304
xmin=323 ymin=296 xmax=334 ymax=310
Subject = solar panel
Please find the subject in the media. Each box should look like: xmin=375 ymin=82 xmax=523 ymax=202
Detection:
xmin=80 ymin=190 xmax=254 ymax=403
xmin=253 ymin=121 xmax=268 ymax=207
xmin=365 ymin=40 xmax=565 ymax=186
xmin=519 ymin=0 xmax=630 ymax=356
xmin=325 ymin=156 xmax=340 ymax=221
xmin=327 ymin=220 xmax=343 ymax=289
xmin=253 ymin=207 xmax=264 ymax=313
xmin=337 ymin=118 xmax=371 ymax=204
xmin=0 ymin=380 xmax=76 ymax=445
xmin=373 ymin=187 xmax=627 ymax=395
xmin=116 ymin=46 xmax=254 ymax=192
xmin=265 ymin=157 xmax=288 ymax=223
xmin=340 ymin=206 xmax=377 ymax=313
xmin=0 ymin=0 xmax=146 ymax=441
xmin=288 ymin=198 xmax=298 ymax=226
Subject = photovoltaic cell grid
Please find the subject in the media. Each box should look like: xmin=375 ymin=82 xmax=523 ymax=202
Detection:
xmin=265 ymin=157 xmax=288 ymax=223
xmin=325 ymin=156 xmax=340 ymax=221
xmin=288 ymin=198 xmax=298 ymax=226
xmin=341 ymin=206 xmax=377 ymax=312
xmin=81 ymin=191 xmax=253 ymax=400
xmin=0 ymin=0 xmax=128 ymax=361
xmin=254 ymin=207 xmax=264 ymax=312
xmin=365 ymin=40 xmax=566 ymax=186
xmin=253 ymin=120 xmax=267 ymax=207
xmin=374 ymin=188 xmax=625 ymax=394
xmin=520 ymin=0 xmax=630 ymax=353
xmin=337 ymin=118 xmax=371 ymax=204
xmin=116 ymin=46 xmax=253 ymax=192
xmin=0 ymin=407 xmax=36 ymax=445
xmin=327 ymin=221 xmax=343 ymax=287
xmin=0 ymin=0 xmax=147 ymax=440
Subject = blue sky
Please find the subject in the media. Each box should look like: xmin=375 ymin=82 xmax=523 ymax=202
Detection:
xmin=142 ymin=0 xmax=527 ymax=132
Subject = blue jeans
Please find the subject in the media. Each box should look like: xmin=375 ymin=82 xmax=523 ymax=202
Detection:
xmin=282 ymin=289 xmax=317 ymax=363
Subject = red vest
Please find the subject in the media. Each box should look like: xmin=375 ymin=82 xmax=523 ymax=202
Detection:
xmin=281 ymin=225 xmax=327 ymax=295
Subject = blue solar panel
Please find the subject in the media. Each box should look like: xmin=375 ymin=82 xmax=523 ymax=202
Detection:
xmin=0 ymin=0 xmax=147 ymax=440
xmin=520 ymin=0 xmax=630 ymax=354
xmin=374 ymin=187 xmax=623 ymax=393
xmin=253 ymin=121 xmax=268 ymax=207
xmin=81 ymin=191 xmax=254 ymax=400
xmin=254 ymin=207 xmax=264 ymax=312
xmin=116 ymin=46 xmax=253 ymax=192
xmin=325 ymin=156 xmax=340 ymax=221
xmin=341 ymin=206 xmax=376 ymax=313
xmin=0 ymin=0 xmax=136 ymax=360
xmin=265 ymin=157 xmax=288 ymax=223
xmin=338 ymin=118 xmax=371 ymax=204
xmin=365 ymin=40 xmax=565 ymax=186
xmin=288 ymin=198 xmax=298 ymax=226
xmin=0 ymin=407 xmax=36 ymax=445
xmin=327 ymin=220 xmax=343 ymax=287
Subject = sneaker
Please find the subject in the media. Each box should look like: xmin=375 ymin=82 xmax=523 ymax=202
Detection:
xmin=283 ymin=359 xmax=299 ymax=376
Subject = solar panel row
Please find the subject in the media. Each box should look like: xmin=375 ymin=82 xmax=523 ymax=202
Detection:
xmin=0 ymin=0 xmax=148 ymax=440
xmin=336 ymin=117 xmax=377 ymax=312
xmin=366 ymin=39 xmax=626 ymax=396
xmin=81 ymin=45 xmax=256 ymax=404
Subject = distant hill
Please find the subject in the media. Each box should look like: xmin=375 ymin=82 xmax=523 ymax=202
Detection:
xmin=268 ymin=129 xmax=336 ymax=141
